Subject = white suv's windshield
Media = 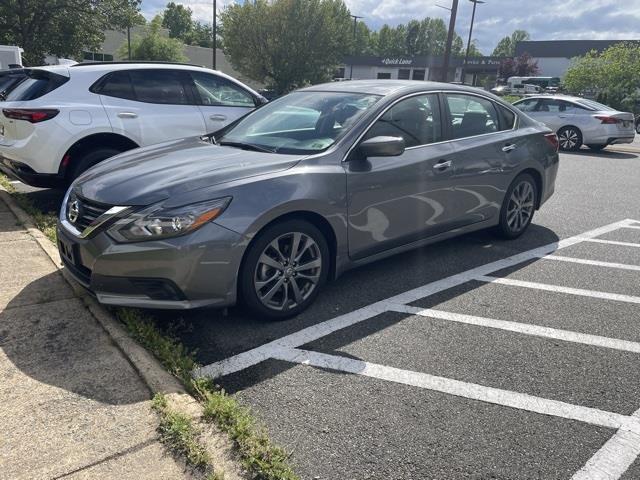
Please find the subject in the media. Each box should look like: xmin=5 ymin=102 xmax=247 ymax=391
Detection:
xmin=218 ymin=91 xmax=381 ymax=154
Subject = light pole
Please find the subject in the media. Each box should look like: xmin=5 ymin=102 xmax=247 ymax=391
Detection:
xmin=440 ymin=0 xmax=459 ymax=82
xmin=462 ymin=0 xmax=485 ymax=84
xmin=349 ymin=15 xmax=363 ymax=80
xmin=212 ymin=0 xmax=217 ymax=69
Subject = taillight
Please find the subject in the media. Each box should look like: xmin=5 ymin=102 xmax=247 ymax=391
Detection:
xmin=544 ymin=133 xmax=559 ymax=152
xmin=2 ymin=108 xmax=59 ymax=123
xmin=594 ymin=115 xmax=618 ymax=125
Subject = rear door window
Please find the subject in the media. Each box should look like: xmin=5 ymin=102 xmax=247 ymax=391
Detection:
xmin=94 ymin=71 xmax=135 ymax=100
xmin=446 ymin=93 xmax=499 ymax=139
xmin=128 ymin=69 xmax=191 ymax=105
xmin=514 ymin=98 xmax=540 ymax=112
xmin=5 ymin=70 xmax=68 ymax=101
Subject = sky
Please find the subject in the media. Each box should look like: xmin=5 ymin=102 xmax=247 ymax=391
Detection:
xmin=140 ymin=0 xmax=640 ymax=55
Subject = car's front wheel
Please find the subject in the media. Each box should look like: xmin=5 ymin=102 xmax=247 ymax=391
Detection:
xmin=496 ymin=173 xmax=538 ymax=239
xmin=635 ymin=121 xmax=640 ymax=134
xmin=557 ymin=126 xmax=582 ymax=151
xmin=240 ymin=219 xmax=329 ymax=320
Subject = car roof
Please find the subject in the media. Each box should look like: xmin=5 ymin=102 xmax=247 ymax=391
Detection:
xmin=300 ymin=80 xmax=474 ymax=96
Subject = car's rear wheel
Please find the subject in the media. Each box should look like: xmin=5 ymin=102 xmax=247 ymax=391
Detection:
xmin=586 ymin=144 xmax=606 ymax=151
xmin=496 ymin=173 xmax=538 ymax=239
xmin=635 ymin=121 xmax=640 ymax=134
xmin=557 ymin=126 xmax=582 ymax=151
xmin=68 ymin=147 xmax=122 ymax=182
xmin=240 ymin=219 xmax=329 ymax=320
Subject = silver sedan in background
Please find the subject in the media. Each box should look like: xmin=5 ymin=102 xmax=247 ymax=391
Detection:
xmin=513 ymin=95 xmax=635 ymax=151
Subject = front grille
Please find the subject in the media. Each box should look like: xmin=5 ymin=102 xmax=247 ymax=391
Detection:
xmin=69 ymin=195 xmax=112 ymax=232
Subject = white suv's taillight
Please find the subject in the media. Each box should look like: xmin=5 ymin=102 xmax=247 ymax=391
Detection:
xmin=2 ymin=108 xmax=59 ymax=123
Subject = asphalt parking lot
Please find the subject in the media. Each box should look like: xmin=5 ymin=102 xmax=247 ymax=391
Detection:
xmin=11 ymin=144 xmax=640 ymax=479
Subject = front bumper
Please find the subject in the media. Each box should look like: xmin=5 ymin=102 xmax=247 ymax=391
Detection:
xmin=57 ymin=220 xmax=247 ymax=310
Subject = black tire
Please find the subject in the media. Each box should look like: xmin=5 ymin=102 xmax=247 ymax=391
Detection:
xmin=68 ymin=147 xmax=122 ymax=182
xmin=495 ymin=173 xmax=538 ymax=240
xmin=240 ymin=219 xmax=330 ymax=320
xmin=557 ymin=126 xmax=583 ymax=151
xmin=586 ymin=144 xmax=607 ymax=151
xmin=635 ymin=121 xmax=640 ymax=135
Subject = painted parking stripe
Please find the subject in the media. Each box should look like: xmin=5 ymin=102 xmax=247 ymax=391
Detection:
xmin=572 ymin=410 xmax=640 ymax=480
xmin=388 ymin=305 xmax=640 ymax=354
xmin=196 ymin=219 xmax=637 ymax=379
xmin=584 ymin=238 xmax=640 ymax=249
xmin=623 ymin=225 xmax=640 ymax=230
xmin=272 ymin=348 xmax=640 ymax=433
xmin=541 ymin=255 xmax=640 ymax=272
xmin=478 ymin=276 xmax=640 ymax=305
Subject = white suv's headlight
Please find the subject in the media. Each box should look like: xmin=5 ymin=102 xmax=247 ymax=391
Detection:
xmin=108 ymin=197 xmax=232 ymax=242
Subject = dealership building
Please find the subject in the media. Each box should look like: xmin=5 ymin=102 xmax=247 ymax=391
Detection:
xmin=340 ymin=39 xmax=638 ymax=87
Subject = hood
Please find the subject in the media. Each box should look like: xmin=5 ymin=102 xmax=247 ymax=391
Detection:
xmin=73 ymin=137 xmax=304 ymax=206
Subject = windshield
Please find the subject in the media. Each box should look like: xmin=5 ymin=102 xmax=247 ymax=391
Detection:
xmin=575 ymin=99 xmax=616 ymax=111
xmin=218 ymin=91 xmax=381 ymax=154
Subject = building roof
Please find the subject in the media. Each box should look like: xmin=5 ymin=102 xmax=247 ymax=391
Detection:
xmin=515 ymin=40 xmax=640 ymax=58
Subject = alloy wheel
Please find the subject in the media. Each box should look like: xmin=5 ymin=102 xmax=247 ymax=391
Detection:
xmin=254 ymin=232 xmax=322 ymax=312
xmin=558 ymin=128 xmax=579 ymax=150
xmin=506 ymin=181 xmax=535 ymax=233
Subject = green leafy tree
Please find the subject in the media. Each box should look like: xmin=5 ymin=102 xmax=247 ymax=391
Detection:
xmin=492 ymin=29 xmax=530 ymax=57
xmin=185 ymin=22 xmax=214 ymax=48
xmin=0 ymin=0 xmax=141 ymax=65
xmin=162 ymin=2 xmax=194 ymax=40
xmin=220 ymin=0 xmax=352 ymax=94
xmin=465 ymin=40 xmax=483 ymax=58
xmin=563 ymin=42 xmax=640 ymax=111
xmin=119 ymin=15 xmax=187 ymax=62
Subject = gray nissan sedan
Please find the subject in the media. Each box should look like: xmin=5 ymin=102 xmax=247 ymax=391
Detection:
xmin=57 ymin=80 xmax=559 ymax=319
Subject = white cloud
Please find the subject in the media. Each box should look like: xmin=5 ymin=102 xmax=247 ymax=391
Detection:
xmin=141 ymin=0 xmax=640 ymax=54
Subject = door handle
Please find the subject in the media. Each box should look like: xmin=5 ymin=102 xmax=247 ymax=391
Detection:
xmin=502 ymin=144 xmax=518 ymax=153
xmin=433 ymin=160 xmax=452 ymax=171
xmin=117 ymin=112 xmax=138 ymax=119
xmin=209 ymin=114 xmax=227 ymax=121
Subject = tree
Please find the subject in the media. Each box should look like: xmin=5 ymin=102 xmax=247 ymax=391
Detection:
xmin=563 ymin=42 xmax=640 ymax=111
xmin=498 ymin=53 xmax=538 ymax=79
xmin=162 ymin=2 xmax=194 ymax=40
xmin=220 ymin=0 xmax=352 ymax=94
xmin=119 ymin=15 xmax=187 ymax=62
xmin=185 ymin=22 xmax=214 ymax=48
xmin=466 ymin=40 xmax=483 ymax=58
xmin=492 ymin=29 xmax=530 ymax=57
xmin=0 ymin=0 xmax=142 ymax=65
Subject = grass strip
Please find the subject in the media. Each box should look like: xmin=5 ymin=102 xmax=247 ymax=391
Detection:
xmin=117 ymin=309 xmax=299 ymax=480
xmin=152 ymin=393 xmax=216 ymax=474
xmin=0 ymin=173 xmax=58 ymax=242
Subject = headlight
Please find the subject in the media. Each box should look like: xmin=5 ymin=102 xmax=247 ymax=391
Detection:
xmin=108 ymin=197 xmax=232 ymax=242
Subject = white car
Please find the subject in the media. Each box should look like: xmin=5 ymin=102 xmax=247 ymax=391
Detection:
xmin=513 ymin=95 xmax=635 ymax=151
xmin=0 ymin=63 xmax=265 ymax=187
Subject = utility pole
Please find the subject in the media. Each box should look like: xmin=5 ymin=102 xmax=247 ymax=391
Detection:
xmin=349 ymin=15 xmax=363 ymax=80
xmin=441 ymin=0 xmax=459 ymax=82
xmin=463 ymin=0 xmax=485 ymax=84
xmin=212 ymin=0 xmax=217 ymax=69
xmin=127 ymin=25 xmax=131 ymax=60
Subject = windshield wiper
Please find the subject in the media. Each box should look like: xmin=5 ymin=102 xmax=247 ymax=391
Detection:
xmin=218 ymin=140 xmax=276 ymax=153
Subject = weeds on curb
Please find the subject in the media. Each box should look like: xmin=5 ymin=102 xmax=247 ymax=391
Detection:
xmin=0 ymin=173 xmax=58 ymax=242
xmin=152 ymin=393 xmax=212 ymax=471
xmin=117 ymin=309 xmax=299 ymax=480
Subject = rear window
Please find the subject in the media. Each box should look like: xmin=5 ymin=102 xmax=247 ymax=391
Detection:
xmin=94 ymin=71 xmax=135 ymax=100
xmin=5 ymin=70 xmax=68 ymax=101
xmin=92 ymin=69 xmax=191 ymax=105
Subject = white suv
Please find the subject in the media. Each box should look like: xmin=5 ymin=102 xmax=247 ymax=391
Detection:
xmin=0 ymin=63 xmax=265 ymax=188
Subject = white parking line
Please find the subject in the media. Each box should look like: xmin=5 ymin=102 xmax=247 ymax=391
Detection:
xmin=623 ymin=225 xmax=640 ymax=230
xmin=477 ymin=276 xmax=640 ymax=305
xmin=388 ymin=305 xmax=640 ymax=354
xmin=584 ymin=238 xmax=640 ymax=249
xmin=196 ymin=219 xmax=638 ymax=379
xmin=272 ymin=348 xmax=640 ymax=433
xmin=572 ymin=410 xmax=640 ymax=480
xmin=541 ymin=255 xmax=640 ymax=272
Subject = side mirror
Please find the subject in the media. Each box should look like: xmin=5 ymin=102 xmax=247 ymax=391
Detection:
xmin=357 ymin=136 xmax=405 ymax=159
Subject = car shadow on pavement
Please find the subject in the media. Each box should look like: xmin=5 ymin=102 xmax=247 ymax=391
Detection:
xmin=14 ymin=188 xmax=67 ymax=214
xmin=1 ymin=273 xmax=150 ymax=405
xmin=566 ymin=149 xmax=638 ymax=160
xmin=154 ymin=224 xmax=560 ymax=393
